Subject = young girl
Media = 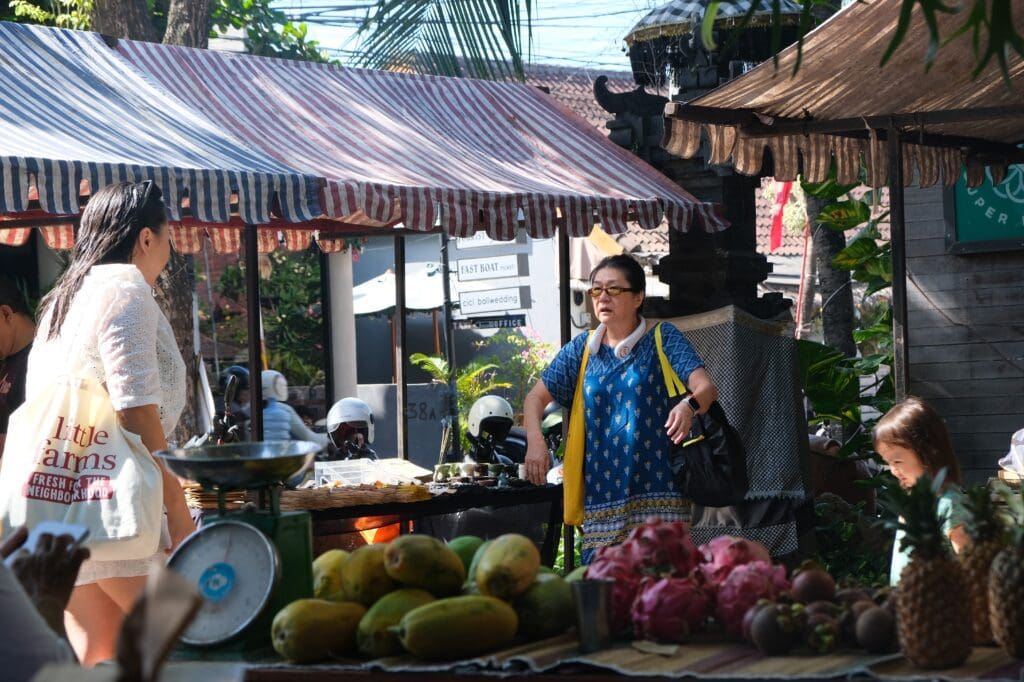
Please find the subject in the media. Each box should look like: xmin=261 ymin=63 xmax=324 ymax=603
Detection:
xmin=873 ymin=397 xmax=970 ymax=586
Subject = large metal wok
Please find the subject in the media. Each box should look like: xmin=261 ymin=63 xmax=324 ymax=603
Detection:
xmin=155 ymin=441 xmax=321 ymax=490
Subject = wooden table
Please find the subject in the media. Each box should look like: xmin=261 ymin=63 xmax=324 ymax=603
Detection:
xmin=239 ymin=633 xmax=1024 ymax=682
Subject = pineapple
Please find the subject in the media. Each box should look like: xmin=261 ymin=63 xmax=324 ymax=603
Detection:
xmin=959 ymin=484 xmax=1005 ymax=645
xmin=881 ymin=473 xmax=971 ymax=669
xmin=989 ymin=483 xmax=1024 ymax=658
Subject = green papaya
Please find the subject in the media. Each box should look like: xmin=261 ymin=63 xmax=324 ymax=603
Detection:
xmin=272 ymin=599 xmax=366 ymax=663
xmin=384 ymin=534 xmax=466 ymax=597
xmin=392 ymin=596 xmax=518 ymax=660
xmin=446 ymin=535 xmax=485 ymax=573
xmin=341 ymin=544 xmax=398 ymax=607
xmin=564 ymin=565 xmax=588 ymax=582
xmin=514 ymin=573 xmax=574 ymax=640
xmin=356 ymin=588 xmax=435 ymax=658
xmin=463 ymin=539 xmax=493 ymax=587
xmin=475 ymin=534 xmax=540 ymax=600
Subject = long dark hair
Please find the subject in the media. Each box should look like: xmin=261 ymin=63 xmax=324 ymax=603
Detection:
xmin=873 ymin=396 xmax=962 ymax=486
xmin=39 ymin=181 xmax=168 ymax=340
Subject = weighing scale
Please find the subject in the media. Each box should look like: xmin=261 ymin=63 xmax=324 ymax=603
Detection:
xmin=156 ymin=441 xmax=320 ymax=657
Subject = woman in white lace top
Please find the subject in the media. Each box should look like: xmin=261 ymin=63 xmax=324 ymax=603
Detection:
xmin=26 ymin=181 xmax=192 ymax=665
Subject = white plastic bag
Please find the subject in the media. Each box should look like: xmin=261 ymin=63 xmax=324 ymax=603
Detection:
xmin=998 ymin=428 xmax=1024 ymax=476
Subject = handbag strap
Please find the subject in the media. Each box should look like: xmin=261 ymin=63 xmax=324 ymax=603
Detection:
xmin=654 ymin=323 xmax=688 ymax=398
xmin=570 ymin=333 xmax=593 ymax=417
xmin=562 ymin=332 xmax=593 ymax=528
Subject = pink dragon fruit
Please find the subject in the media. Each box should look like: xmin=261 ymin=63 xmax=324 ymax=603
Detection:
xmin=714 ymin=560 xmax=790 ymax=639
xmin=620 ymin=517 xmax=700 ymax=577
xmin=587 ymin=544 xmax=642 ymax=636
xmin=631 ymin=576 xmax=712 ymax=643
xmin=697 ymin=535 xmax=773 ymax=587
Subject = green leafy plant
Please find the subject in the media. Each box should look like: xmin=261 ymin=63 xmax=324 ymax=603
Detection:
xmin=410 ymin=352 xmax=511 ymax=450
xmin=798 ymin=171 xmax=894 ymax=459
xmin=812 ymin=492 xmax=892 ymax=586
xmin=475 ymin=328 xmax=555 ymax=414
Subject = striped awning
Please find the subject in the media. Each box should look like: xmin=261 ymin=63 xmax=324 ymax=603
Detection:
xmin=625 ymin=0 xmax=803 ymax=46
xmin=0 ymin=22 xmax=321 ymax=225
xmin=115 ymin=40 xmax=726 ymax=240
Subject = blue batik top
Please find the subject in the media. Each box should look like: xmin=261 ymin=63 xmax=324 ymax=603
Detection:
xmin=542 ymin=323 xmax=705 ymax=563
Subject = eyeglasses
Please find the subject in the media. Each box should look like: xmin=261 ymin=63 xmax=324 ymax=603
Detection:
xmin=588 ymin=286 xmax=638 ymax=298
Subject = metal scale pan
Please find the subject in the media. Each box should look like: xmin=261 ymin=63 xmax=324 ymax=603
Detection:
xmin=157 ymin=440 xmax=320 ymax=490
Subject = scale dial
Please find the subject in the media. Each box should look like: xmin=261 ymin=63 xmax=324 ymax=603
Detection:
xmin=168 ymin=520 xmax=280 ymax=646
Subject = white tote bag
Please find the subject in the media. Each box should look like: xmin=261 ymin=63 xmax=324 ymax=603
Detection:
xmin=0 ymin=373 xmax=163 ymax=562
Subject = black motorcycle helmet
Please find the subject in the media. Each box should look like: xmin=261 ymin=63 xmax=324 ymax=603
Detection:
xmin=220 ymin=365 xmax=250 ymax=393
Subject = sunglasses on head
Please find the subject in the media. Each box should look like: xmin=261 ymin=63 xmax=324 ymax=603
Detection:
xmin=588 ymin=285 xmax=638 ymax=298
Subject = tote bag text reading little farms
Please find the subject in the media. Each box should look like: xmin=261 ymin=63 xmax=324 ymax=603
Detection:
xmin=0 ymin=375 xmax=162 ymax=561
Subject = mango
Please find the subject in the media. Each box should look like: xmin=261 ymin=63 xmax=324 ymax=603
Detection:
xmin=392 ymin=595 xmax=518 ymax=660
xmin=312 ymin=549 xmax=349 ymax=599
xmin=356 ymin=588 xmax=435 ymax=658
xmin=384 ymin=535 xmax=466 ymax=597
xmin=475 ymin=533 xmax=540 ymax=600
xmin=463 ymin=539 xmax=493 ymax=587
xmin=271 ymin=598 xmax=366 ymax=663
xmin=341 ymin=544 xmax=398 ymax=607
xmin=447 ymin=535 xmax=485 ymax=573
xmin=514 ymin=573 xmax=574 ymax=640
xmin=564 ymin=565 xmax=588 ymax=582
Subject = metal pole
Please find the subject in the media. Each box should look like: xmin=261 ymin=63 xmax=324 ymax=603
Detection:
xmin=202 ymin=238 xmax=221 ymax=377
xmin=394 ymin=235 xmax=409 ymax=460
xmin=887 ymin=128 xmax=910 ymax=400
xmin=319 ymin=249 xmax=335 ymax=411
xmin=439 ymin=234 xmax=460 ymax=461
xmin=557 ymin=222 xmax=574 ymax=571
xmin=558 ymin=223 xmax=571 ymax=346
xmin=244 ymin=224 xmax=264 ymax=441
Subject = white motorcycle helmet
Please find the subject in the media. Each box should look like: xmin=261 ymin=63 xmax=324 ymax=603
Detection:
xmin=467 ymin=395 xmax=514 ymax=442
xmin=327 ymin=397 xmax=375 ymax=444
xmin=261 ymin=369 xmax=289 ymax=402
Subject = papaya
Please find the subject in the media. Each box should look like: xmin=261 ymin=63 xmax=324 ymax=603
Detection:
xmin=463 ymin=539 xmax=493 ymax=587
xmin=384 ymin=535 xmax=466 ymax=597
xmin=538 ymin=565 xmax=555 ymax=574
xmin=475 ymin=534 xmax=540 ymax=600
xmin=514 ymin=573 xmax=574 ymax=640
xmin=447 ymin=535 xmax=485 ymax=573
xmin=312 ymin=549 xmax=349 ymax=599
xmin=271 ymin=599 xmax=366 ymax=663
xmin=392 ymin=595 xmax=518 ymax=660
xmin=341 ymin=544 xmax=398 ymax=607
xmin=356 ymin=588 xmax=435 ymax=658
xmin=564 ymin=565 xmax=588 ymax=582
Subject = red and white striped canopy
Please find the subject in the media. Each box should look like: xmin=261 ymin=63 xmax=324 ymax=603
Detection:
xmin=116 ymin=40 xmax=725 ymax=241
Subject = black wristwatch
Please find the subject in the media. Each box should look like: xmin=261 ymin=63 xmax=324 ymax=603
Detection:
xmin=685 ymin=395 xmax=701 ymax=413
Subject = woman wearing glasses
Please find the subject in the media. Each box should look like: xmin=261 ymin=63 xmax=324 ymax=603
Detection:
xmin=24 ymin=182 xmax=192 ymax=664
xmin=523 ymin=254 xmax=717 ymax=563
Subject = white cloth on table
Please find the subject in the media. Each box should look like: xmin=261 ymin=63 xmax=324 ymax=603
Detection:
xmin=998 ymin=428 xmax=1024 ymax=476
xmin=26 ymin=264 xmax=185 ymax=584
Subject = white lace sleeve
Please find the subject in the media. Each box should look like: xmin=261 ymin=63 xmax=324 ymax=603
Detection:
xmin=96 ymin=281 xmax=162 ymax=411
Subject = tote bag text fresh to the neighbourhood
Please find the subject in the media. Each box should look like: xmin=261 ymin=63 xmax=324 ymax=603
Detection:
xmin=0 ymin=373 xmax=162 ymax=561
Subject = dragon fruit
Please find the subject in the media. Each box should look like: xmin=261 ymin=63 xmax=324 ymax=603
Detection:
xmin=697 ymin=536 xmax=773 ymax=587
xmin=631 ymin=576 xmax=712 ymax=643
xmin=714 ymin=560 xmax=790 ymax=639
xmin=620 ymin=517 xmax=700 ymax=577
xmin=587 ymin=544 xmax=642 ymax=636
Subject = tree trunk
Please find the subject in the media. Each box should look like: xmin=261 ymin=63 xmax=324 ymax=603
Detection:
xmin=90 ymin=0 xmax=156 ymax=41
xmin=163 ymin=0 xmax=212 ymax=48
xmin=807 ymin=196 xmax=856 ymax=358
xmin=155 ymin=251 xmax=199 ymax=444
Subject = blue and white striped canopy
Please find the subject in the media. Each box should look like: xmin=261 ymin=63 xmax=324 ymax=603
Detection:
xmin=625 ymin=0 xmax=804 ymax=46
xmin=0 ymin=22 xmax=322 ymax=224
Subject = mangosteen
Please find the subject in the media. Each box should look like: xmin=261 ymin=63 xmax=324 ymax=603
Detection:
xmin=750 ymin=604 xmax=801 ymax=656
xmin=872 ymin=586 xmax=894 ymax=606
xmin=856 ymin=606 xmax=897 ymax=654
xmin=791 ymin=562 xmax=837 ymax=604
xmin=741 ymin=600 xmax=775 ymax=644
xmin=804 ymin=613 xmax=840 ymax=655
xmin=850 ymin=599 xmax=876 ymax=621
xmin=805 ymin=600 xmax=841 ymax=618
xmin=835 ymin=587 xmax=872 ymax=606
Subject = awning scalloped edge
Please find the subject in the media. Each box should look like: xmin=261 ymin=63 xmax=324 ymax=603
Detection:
xmin=662 ymin=118 xmax=1001 ymax=189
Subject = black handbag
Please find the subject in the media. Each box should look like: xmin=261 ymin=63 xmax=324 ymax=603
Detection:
xmin=655 ymin=324 xmax=749 ymax=507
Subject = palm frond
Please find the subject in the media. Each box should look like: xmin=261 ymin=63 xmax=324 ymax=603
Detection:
xmin=354 ymin=0 xmax=532 ymax=81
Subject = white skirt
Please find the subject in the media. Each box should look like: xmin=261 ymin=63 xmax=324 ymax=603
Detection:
xmin=74 ymin=513 xmax=170 ymax=586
